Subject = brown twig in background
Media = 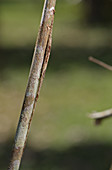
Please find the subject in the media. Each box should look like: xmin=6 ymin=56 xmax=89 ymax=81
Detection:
xmin=89 ymin=56 xmax=112 ymax=71
xmin=89 ymin=109 xmax=112 ymax=125
xmin=89 ymin=56 xmax=112 ymax=125
xmin=8 ymin=0 xmax=56 ymax=169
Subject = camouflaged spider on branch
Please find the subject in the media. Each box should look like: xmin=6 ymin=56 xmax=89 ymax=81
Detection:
xmin=8 ymin=1 xmax=57 ymax=170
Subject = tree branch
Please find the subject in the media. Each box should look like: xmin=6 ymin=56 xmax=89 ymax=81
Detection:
xmin=8 ymin=0 xmax=56 ymax=169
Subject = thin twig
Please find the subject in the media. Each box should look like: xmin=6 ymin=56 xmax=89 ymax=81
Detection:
xmin=89 ymin=56 xmax=112 ymax=71
xmin=89 ymin=108 xmax=112 ymax=125
xmin=8 ymin=0 xmax=56 ymax=169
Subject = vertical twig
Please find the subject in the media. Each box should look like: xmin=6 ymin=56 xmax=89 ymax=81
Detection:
xmin=8 ymin=0 xmax=56 ymax=169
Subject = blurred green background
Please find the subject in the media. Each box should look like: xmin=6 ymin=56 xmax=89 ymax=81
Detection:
xmin=0 ymin=0 xmax=112 ymax=169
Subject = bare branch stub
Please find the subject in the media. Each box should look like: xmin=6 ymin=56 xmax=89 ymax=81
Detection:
xmin=89 ymin=109 xmax=112 ymax=125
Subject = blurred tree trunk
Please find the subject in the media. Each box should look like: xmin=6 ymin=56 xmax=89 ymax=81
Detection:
xmin=84 ymin=0 xmax=112 ymax=25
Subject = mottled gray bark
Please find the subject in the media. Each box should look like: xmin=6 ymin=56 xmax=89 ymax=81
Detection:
xmin=8 ymin=0 xmax=56 ymax=169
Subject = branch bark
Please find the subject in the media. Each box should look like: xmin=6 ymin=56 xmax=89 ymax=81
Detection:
xmin=8 ymin=0 xmax=56 ymax=169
